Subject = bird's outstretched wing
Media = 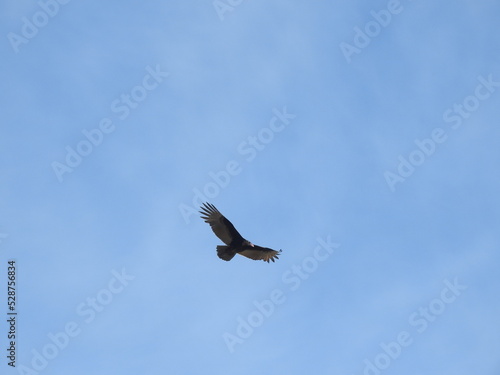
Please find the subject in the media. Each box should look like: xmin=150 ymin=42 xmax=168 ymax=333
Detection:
xmin=239 ymin=246 xmax=282 ymax=263
xmin=199 ymin=203 xmax=244 ymax=245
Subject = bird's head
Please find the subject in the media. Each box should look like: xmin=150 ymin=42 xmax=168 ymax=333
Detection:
xmin=244 ymin=240 xmax=254 ymax=247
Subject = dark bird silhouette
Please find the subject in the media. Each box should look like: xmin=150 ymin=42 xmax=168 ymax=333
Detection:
xmin=199 ymin=202 xmax=282 ymax=263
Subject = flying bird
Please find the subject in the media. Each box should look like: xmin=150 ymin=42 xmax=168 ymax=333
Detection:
xmin=199 ymin=202 xmax=282 ymax=263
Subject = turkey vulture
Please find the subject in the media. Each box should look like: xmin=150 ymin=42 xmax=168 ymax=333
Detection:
xmin=199 ymin=202 xmax=282 ymax=263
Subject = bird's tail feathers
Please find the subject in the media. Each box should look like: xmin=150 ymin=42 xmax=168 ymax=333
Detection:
xmin=216 ymin=246 xmax=236 ymax=261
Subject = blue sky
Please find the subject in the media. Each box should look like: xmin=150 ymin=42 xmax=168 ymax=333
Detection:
xmin=1 ymin=1 xmax=500 ymax=374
